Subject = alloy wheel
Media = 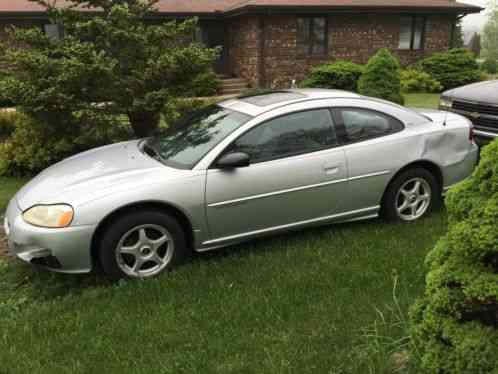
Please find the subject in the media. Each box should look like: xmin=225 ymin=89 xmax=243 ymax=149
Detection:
xmin=115 ymin=224 xmax=174 ymax=278
xmin=395 ymin=177 xmax=432 ymax=221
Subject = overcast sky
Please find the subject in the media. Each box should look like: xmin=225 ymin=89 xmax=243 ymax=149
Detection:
xmin=461 ymin=0 xmax=492 ymax=36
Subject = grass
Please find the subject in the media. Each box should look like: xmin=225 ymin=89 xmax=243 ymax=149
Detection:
xmin=0 ymin=94 xmax=445 ymax=373
xmin=404 ymin=93 xmax=440 ymax=109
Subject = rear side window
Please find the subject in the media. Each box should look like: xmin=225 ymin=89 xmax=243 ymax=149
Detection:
xmin=229 ymin=109 xmax=337 ymax=163
xmin=336 ymin=108 xmax=404 ymax=143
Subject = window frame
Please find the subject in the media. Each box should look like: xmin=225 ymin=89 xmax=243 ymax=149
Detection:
xmin=211 ymin=108 xmax=339 ymax=168
xmin=42 ymin=23 xmax=64 ymax=40
xmin=331 ymin=107 xmax=405 ymax=145
xmin=398 ymin=16 xmax=426 ymax=51
xmin=296 ymin=16 xmax=328 ymax=57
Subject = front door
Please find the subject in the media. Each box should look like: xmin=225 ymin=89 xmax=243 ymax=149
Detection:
xmin=205 ymin=108 xmax=348 ymax=242
xmin=199 ymin=21 xmax=227 ymax=75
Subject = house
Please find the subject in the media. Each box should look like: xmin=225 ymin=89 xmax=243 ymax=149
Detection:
xmin=0 ymin=1 xmax=482 ymax=89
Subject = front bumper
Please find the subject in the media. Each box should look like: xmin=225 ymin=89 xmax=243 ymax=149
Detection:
xmin=439 ymin=105 xmax=498 ymax=142
xmin=3 ymin=198 xmax=96 ymax=273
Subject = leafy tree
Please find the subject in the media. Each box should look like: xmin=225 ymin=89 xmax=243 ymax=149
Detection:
xmin=453 ymin=18 xmax=465 ymax=48
xmin=0 ymin=0 xmax=219 ymax=137
xmin=358 ymin=48 xmax=404 ymax=105
xmin=468 ymin=32 xmax=481 ymax=58
xmin=411 ymin=140 xmax=498 ymax=373
xmin=483 ymin=1 xmax=498 ymax=62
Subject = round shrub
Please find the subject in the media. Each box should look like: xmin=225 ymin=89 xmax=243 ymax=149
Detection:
xmin=358 ymin=48 xmax=404 ymax=105
xmin=418 ymin=48 xmax=481 ymax=90
xmin=411 ymin=139 xmax=498 ymax=373
xmin=301 ymin=60 xmax=364 ymax=92
xmin=481 ymin=58 xmax=498 ymax=75
xmin=0 ymin=111 xmax=132 ymax=177
xmin=400 ymin=69 xmax=443 ymax=93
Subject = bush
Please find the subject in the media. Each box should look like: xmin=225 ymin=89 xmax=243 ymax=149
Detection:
xmin=0 ymin=110 xmax=17 ymax=139
xmin=301 ymin=60 xmax=364 ymax=91
xmin=400 ymin=69 xmax=443 ymax=93
xmin=411 ymin=139 xmax=498 ymax=373
xmin=0 ymin=112 xmax=132 ymax=177
xmin=418 ymin=48 xmax=481 ymax=90
xmin=182 ymin=71 xmax=222 ymax=97
xmin=0 ymin=72 xmax=14 ymax=108
xmin=481 ymin=58 xmax=498 ymax=74
xmin=161 ymin=97 xmax=220 ymax=131
xmin=358 ymin=49 xmax=404 ymax=105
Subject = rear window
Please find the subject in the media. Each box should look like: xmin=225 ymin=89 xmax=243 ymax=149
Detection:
xmin=239 ymin=91 xmax=307 ymax=107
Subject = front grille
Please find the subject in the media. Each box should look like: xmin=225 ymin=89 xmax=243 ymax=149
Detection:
xmin=474 ymin=116 xmax=498 ymax=130
xmin=453 ymin=101 xmax=498 ymax=116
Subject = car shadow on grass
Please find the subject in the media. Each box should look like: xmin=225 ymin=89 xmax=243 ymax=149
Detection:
xmin=1 ymin=208 xmax=444 ymax=302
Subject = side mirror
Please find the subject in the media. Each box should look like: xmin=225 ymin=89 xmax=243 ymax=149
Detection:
xmin=216 ymin=152 xmax=250 ymax=169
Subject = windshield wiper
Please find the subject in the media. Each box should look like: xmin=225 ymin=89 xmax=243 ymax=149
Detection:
xmin=141 ymin=140 xmax=163 ymax=163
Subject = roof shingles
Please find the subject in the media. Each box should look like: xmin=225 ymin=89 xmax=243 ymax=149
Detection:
xmin=0 ymin=0 xmax=482 ymax=14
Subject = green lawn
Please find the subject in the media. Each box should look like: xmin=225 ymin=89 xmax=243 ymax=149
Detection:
xmin=0 ymin=94 xmax=445 ymax=373
xmin=404 ymin=93 xmax=440 ymax=109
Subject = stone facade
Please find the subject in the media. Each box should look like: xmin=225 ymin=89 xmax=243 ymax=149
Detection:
xmin=226 ymin=16 xmax=262 ymax=89
xmin=0 ymin=14 xmax=454 ymax=90
xmin=226 ymin=13 xmax=454 ymax=89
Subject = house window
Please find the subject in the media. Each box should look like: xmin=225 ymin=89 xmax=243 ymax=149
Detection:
xmin=297 ymin=17 xmax=327 ymax=56
xmin=43 ymin=24 xmax=63 ymax=40
xmin=398 ymin=16 xmax=425 ymax=50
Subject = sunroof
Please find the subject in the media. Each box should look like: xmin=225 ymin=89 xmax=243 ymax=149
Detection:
xmin=239 ymin=91 xmax=307 ymax=107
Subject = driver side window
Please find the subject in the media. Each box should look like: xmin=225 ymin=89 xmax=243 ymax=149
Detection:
xmin=229 ymin=109 xmax=337 ymax=164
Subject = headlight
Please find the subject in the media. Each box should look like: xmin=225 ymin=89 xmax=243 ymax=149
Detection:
xmin=439 ymin=97 xmax=453 ymax=109
xmin=22 ymin=204 xmax=74 ymax=228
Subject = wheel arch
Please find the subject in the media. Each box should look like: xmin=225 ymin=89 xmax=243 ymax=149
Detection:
xmin=380 ymin=159 xmax=443 ymax=208
xmin=90 ymin=200 xmax=195 ymax=269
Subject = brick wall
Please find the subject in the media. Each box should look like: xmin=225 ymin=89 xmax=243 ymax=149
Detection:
xmin=226 ymin=15 xmax=261 ymax=88
xmin=227 ymin=13 xmax=453 ymax=89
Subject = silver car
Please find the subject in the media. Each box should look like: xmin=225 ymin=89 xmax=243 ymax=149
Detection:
xmin=4 ymin=89 xmax=478 ymax=279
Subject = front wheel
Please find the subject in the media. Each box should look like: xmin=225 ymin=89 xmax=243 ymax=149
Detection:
xmin=98 ymin=210 xmax=188 ymax=279
xmin=382 ymin=168 xmax=440 ymax=222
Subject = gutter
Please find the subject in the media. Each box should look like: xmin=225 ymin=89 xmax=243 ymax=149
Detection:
xmin=0 ymin=4 xmax=483 ymax=20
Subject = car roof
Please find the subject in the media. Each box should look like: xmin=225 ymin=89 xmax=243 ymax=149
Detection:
xmin=218 ymin=89 xmax=361 ymax=117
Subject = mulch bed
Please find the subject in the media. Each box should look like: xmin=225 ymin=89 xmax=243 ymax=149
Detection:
xmin=0 ymin=229 xmax=11 ymax=258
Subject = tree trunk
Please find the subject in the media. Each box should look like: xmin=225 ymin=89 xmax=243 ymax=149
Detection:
xmin=128 ymin=111 xmax=160 ymax=138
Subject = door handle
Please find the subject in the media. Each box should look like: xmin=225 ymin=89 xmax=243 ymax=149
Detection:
xmin=324 ymin=166 xmax=339 ymax=175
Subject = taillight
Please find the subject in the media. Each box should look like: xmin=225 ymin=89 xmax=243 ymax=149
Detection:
xmin=469 ymin=124 xmax=475 ymax=142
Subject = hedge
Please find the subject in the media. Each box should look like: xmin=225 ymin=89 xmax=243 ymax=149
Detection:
xmin=411 ymin=140 xmax=498 ymax=373
xmin=300 ymin=60 xmax=364 ymax=92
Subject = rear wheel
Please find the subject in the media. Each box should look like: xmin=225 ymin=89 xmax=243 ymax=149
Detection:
xmin=382 ymin=168 xmax=440 ymax=222
xmin=98 ymin=210 xmax=188 ymax=279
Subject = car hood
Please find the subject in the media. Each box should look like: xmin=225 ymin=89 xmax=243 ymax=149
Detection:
xmin=15 ymin=140 xmax=185 ymax=210
xmin=443 ymin=80 xmax=498 ymax=105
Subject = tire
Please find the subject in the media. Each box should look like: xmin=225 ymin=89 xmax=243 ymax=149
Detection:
xmin=98 ymin=210 xmax=188 ymax=279
xmin=382 ymin=168 xmax=440 ymax=222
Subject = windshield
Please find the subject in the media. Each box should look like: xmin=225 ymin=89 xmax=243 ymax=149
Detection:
xmin=146 ymin=105 xmax=252 ymax=169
